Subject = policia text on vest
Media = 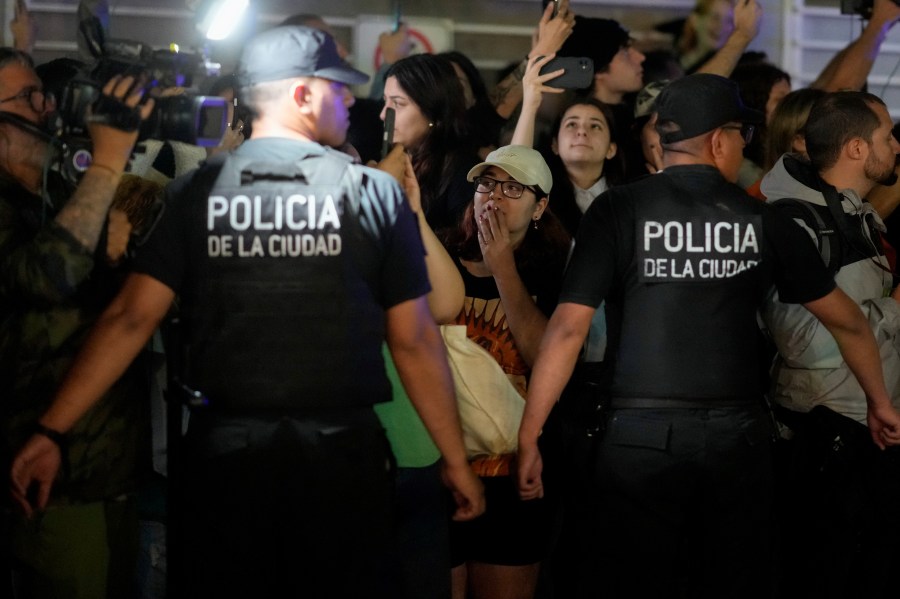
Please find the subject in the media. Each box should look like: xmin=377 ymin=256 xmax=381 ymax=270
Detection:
xmin=206 ymin=190 xmax=342 ymax=258
xmin=639 ymin=215 xmax=761 ymax=282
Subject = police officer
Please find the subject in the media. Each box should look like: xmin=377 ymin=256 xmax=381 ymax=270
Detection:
xmin=515 ymin=74 xmax=900 ymax=598
xmin=9 ymin=26 xmax=484 ymax=598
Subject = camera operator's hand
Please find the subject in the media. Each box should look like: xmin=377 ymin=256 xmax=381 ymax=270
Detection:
xmin=87 ymin=75 xmax=155 ymax=175
xmin=54 ymin=75 xmax=154 ymax=252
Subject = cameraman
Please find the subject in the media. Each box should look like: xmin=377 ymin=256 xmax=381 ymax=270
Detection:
xmin=0 ymin=47 xmax=154 ymax=598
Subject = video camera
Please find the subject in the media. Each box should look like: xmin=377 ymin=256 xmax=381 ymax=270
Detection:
xmin=840 ymin=0 xmax=900 ymax=18
xmin=52 ymin=33 xmax=228 ymax=183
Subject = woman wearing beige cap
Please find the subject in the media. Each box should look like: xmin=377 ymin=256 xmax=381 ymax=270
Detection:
xmin=440 ymin=145 xmax=570 ymax=599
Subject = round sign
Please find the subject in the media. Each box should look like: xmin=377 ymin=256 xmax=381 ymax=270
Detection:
xmin=373 ymin=28 xmax=435 ymax=70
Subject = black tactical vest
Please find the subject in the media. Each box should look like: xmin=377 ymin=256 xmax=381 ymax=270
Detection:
xmin=177 ymin=148 xmax=390 ymax=410
xmin=607 ymin=170 xmax=773 ymax=400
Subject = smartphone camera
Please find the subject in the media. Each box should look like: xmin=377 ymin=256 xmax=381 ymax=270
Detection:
xmin=539 ymin=56 xmax=595 ymax=89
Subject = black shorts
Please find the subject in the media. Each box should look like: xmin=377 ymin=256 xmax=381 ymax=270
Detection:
xmin=449 ymin=474 xmax=559 ymax=567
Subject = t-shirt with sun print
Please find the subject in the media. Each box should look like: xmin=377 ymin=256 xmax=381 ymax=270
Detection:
xmin=452 ymin=255 xmax=563 ymax=475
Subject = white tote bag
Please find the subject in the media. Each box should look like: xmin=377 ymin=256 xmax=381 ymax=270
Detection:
xmin=439 ymin=324 xmax=526 ymax=458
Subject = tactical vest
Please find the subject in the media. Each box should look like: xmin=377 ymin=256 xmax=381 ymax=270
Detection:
xmin=608 ymin=171 xmax=773 ymax=400
xmin=177 ymin=147 xmax=390 ymax=410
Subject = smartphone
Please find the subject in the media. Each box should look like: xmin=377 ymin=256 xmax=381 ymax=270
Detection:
xmin=539 ymin=56 xmax=594 ymax=89
xmin=382 ymin=107 xmax=395 ymax=159
xmin=391 ymin=0 xmax=402 ymax=32
xmin=551 ymin=0 xmax=560 ymax=18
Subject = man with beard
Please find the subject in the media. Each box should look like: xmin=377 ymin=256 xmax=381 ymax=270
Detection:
xmin=0 ymin=47 xmax=154 ymax=597
xmin=760 ymin=91 xmax=900 ymax=599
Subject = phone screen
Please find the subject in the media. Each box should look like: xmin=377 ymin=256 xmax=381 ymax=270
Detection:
xmin=382 ymin=107 xmax=396 ymax=159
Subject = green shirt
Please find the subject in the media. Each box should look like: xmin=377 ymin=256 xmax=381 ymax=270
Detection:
xmin=373 ymin=344 xmax=440 ymax=468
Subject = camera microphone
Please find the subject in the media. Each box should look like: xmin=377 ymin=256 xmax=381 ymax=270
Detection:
xmin=0 ymin=111 xmax=56 ymax=144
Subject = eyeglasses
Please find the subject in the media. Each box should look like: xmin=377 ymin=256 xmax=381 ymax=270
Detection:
xmin=0 ymin=86 xmax=54 ymax=114
xmin=474 ymin=176 xmax=536 ymax=199
xmin=721 ymin=123 xmax=755 ymax=146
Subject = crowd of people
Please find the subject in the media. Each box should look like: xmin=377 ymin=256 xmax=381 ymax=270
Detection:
xmin=5 ymin=0 xmax=900 ymax=598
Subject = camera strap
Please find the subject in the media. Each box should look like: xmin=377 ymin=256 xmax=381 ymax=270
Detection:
xmin=0 ymin=110 xmax=56 ymax=143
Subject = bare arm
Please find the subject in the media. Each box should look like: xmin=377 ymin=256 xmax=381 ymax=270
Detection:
xmin=517 ymin=302 xmax=594 ymax=499
xmin=510 ymin=54 xmax=564 ymax=148
xmin=367 ymin=24 xmax=411 ymax=101
xmin=804 ymin=286 xmax=900 ymax=448
xmin=402 ymin=153 xmax=465 ymax=322
xmin=54 ymin=75 xmax=154 ymax=251
xmin=9 ymin=273 xmax=175 ymax=516
xmin=386 ymin=297 xmax=486 ymax=521
xmin=10 ymin=0 xmax=36 ymax=53
xmin=416 ymin=208 xmax=464 ymax=322
xmin=811 ymin=0 xmax=900 ymax=91
xmin=374 ymin=145 xmax=465 ymax=322
xmin=488 ymin=0 xmax=574 ymax=119
xmin=696 ymin=0 xmax=762 ymax=77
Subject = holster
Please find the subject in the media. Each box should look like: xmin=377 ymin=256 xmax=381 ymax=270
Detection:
xmin=557 ymin=361 xmax=612 ymax=439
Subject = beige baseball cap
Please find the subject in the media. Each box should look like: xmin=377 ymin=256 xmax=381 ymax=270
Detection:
xmin=467 ymin=145 xmax=553 ymax=195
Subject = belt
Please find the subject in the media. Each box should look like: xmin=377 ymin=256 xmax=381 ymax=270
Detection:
xmin=610 ymin=397 xmax=759 ymax=409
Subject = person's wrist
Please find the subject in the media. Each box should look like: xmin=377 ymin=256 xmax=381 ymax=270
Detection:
xmin=518 ymin=422 xmax=542 ymax=446
xmin=88 ymin=162 xmax=123 ymax=178
xmin=31 ymin=422 xmax=67 ymax=450
xmin=729 ymin=29 xmax=754 ymax=46
xmin=443 ymin=454 xmax=472 ymax=470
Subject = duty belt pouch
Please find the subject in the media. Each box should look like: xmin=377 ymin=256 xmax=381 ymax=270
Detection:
xmin=792 ymin=405 xmax=869 ymax=482
xmin=558 ymin=361 xmax=611 ymax=439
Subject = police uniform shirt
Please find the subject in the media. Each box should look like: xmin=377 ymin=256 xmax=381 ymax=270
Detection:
xmin=561 ymin=164 xmax=836 ymax=401
xmin=131 ymin=138 xmax=429 ymax=408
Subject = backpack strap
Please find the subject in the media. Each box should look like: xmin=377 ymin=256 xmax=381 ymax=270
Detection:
xmin=771 ymin=197 xmax=839 ymax=275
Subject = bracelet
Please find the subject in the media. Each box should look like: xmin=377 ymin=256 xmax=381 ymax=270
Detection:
xmin=88 ymin=163 xmax=121 ymax=177
xmin=32 ymin=422 xmax=67 ymax=449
